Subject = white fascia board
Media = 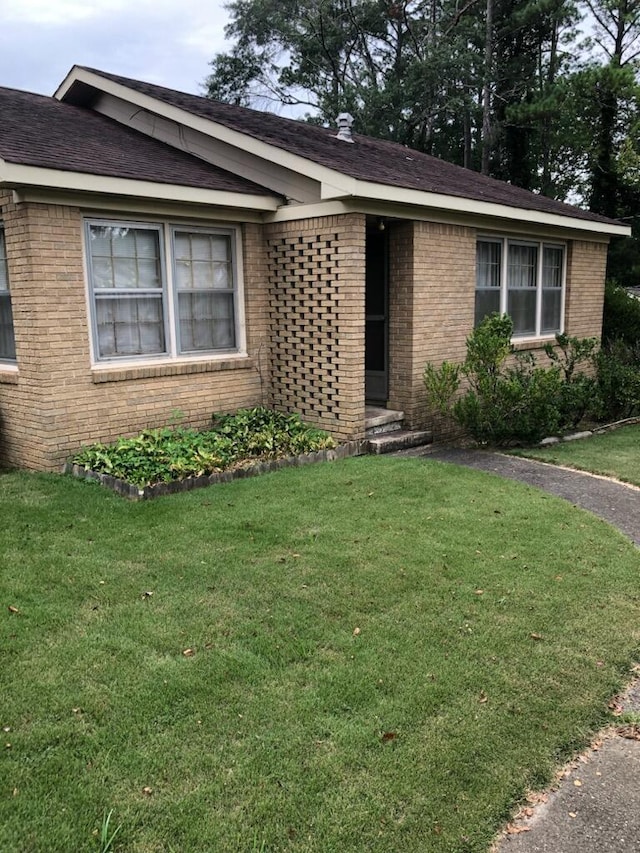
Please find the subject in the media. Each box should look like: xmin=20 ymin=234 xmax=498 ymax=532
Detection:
xmin=338 ymin=180 xmax=631 ymax=237
xmin=0 ymin=161 xmax=280 ymax=211
xmin=55 ymin=67 xmax=356 ymax=196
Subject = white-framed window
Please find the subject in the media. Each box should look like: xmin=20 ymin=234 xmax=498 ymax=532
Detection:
xmin=475 ymin=237 xmax=566 ymax=338
xmin=84 ymin=218 xmax=243 ymax=362
xmin=0 ymin=225 xmax=17 ymax=362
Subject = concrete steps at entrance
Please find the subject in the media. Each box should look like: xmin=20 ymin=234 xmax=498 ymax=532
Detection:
xmin=367 ymin=429 xmax=433 ymax=454
xmin=364 ymin=406 xmax=433 ymax=454
xmin=365 ymin=406 xmax=404 ymax=436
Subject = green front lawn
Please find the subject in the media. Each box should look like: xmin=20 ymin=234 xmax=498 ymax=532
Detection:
xmin=1 ymin=458 xmax=639 ymax=852
xmin=511 ymin=423 xmax=640 ymax=487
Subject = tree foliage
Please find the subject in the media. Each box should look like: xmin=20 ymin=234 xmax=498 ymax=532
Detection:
xmin=206 ymin=0 xmax=640 ymax=282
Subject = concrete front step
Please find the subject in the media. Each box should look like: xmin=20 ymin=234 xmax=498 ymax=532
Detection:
xmin=366 ymin=429 xmax=433 ymax=455
xmin=365 ymin=406 xmax=405 ymax=436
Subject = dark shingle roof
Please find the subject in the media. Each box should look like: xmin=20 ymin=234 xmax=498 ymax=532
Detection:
xmin=78 ymin=67 xmax=620 ymax=227
xmin=0 ymin=85 xmax=275 ymax=196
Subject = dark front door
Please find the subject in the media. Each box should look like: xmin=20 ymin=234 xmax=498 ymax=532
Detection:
xmin=365 ymin=228 xmax=389 ymax=403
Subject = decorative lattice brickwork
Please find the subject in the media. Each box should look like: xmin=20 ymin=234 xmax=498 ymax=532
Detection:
xmin=267 ymin=232 xmax=341 ymax=423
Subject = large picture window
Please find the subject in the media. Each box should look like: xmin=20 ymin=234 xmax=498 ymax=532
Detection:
xmin=0 ymin=225 xmax=17 ymax=362
xmin=85 ymin=219 xmax=242 ymax=362
xmin=475 ymin=237 xmax=565 ymax=338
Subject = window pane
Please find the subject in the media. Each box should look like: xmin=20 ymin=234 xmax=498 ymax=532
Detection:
xmin=213 ymin=262 xmax=231 ymax=289
xmin=0 ymin=228 xmax=16 ymax=360
xmin=0 ymin=229 xmax=8 ymax=292
xmin=476 ymin=241 xmax=501 ymax=289
xmin=174 ymin=232 xmax=232 ymax=291
xmin=92 ymin=257 xmax=114 ymax=289
xmin=113 ymin=258 xmax=139 ymax=288
xmin=95 ymin=296 xmax=165 ymax=357
xmin=110 ymin=228 xmax=136 ymax=258
xmin=508 ymin=289 xmax=537 ymax=335
xmin=89 ymin=225 xmax=161 ymax=290
xmin=543 ymin=247 xmax=563 ymax=288
xmin=475 ymin=290 xmax=501 ymax=326
xmin=0 ymin=293 xmax=16 ymax=360
xmin=190 ymin=234 xmax=213 ymax=261
xmin=508 ymin=244 xmax=537 ymax=288
xmin=178 ymin=292 xmax=235 ymax=352
xmin=135 ymin=230 xmax=160 ymax=259
xmin=210 ymin=236 xmax=230 ymax=262
xmin=193 ymin=261 xmax=216 ymax=290
xmin=542 ymin=289 xmax=562 ymax=332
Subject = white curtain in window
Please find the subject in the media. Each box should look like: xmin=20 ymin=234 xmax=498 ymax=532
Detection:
xmin=0 ymin=229 xmax=8 ymax=292
xmin=542 ymin=247 xmax=563 ymax=332
xmin=90 ymin=226 xmax=161 ymax=290
xmin=89 ymin=225 xmax=165 ymax=358
xmin=508 ymin=244 xmax=538 ymax=334
xmin=95 ymin=296 xmax=165 ymax=357
xmin=174 ymin=231 xmax=235 ymax=352
xmin=475 ymin=240 xmax=502 ymax=325
xmin=476 ymin=241 xmax=501 ymax=289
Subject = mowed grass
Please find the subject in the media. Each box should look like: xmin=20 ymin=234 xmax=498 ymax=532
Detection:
xmin=511 ymin=423 xmax=640 ymax=486
xmin=1 ymin=457 xmax=639 ymax=853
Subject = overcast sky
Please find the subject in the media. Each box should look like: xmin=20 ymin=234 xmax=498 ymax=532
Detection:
xmin=0 ymin=0 xmax=230 ymax=96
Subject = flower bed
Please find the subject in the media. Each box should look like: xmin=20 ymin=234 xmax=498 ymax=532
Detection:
xmin=65 ymin=408 xmax=367 ymax=499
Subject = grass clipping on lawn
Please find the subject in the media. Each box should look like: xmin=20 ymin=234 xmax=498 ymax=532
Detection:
xmin=1 ymin=457 xmax=639 ymax=853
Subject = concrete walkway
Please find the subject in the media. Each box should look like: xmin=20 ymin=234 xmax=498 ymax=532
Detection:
xmin=426 ymin=448 xmax=640 ymax=546
xmin=410 ymin=448 xmax=640 ymax=852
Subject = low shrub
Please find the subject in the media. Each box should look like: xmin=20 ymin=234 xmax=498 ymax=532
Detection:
xmin=71 ymin=408 xmax=335 ymax=487
xmin=424 ymin=315 xmax=603 ymax=445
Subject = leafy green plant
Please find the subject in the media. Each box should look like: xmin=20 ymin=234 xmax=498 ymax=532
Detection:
xmin=71 ymin=408 xmax=335 ymax=487
xmin=543 ymin=334 xmax=599 ymax=428
xmin=423 ymin=361 xmax=460 ymax=416
xmin=211 ymin=407 xmax=335 ymax=459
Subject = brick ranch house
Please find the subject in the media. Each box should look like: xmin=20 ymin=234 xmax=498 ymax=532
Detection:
xmin=0 ymin=66 xmax=630 ymax=471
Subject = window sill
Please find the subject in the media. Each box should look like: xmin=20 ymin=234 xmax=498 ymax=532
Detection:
xmin=0 ymin=363 xmax=19 ymax=384
xmin=91 ymin=355 xmax=255 ymax=384
xmin=512 ymin=336 xmax=558 ymax=351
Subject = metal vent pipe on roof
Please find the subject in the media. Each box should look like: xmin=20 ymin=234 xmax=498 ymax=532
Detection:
xmin=335 ymin=113 xmax=355 ymax=142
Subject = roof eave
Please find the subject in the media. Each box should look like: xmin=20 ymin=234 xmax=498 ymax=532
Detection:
xmin=321 ymin=180 xmax=631 ymax=237
xmin=0 ymin=160 xmax=281 ymax=211
xmin=55 ymin=67 xmax=356 ymax=195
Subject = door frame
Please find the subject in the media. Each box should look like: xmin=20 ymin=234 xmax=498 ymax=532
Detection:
xmin=365 ymin=224 xmax=389 ymax=404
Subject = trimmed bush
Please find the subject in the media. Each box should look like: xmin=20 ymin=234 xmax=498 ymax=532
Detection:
xmin=424 ymin=315 xmax=602 ymax=445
